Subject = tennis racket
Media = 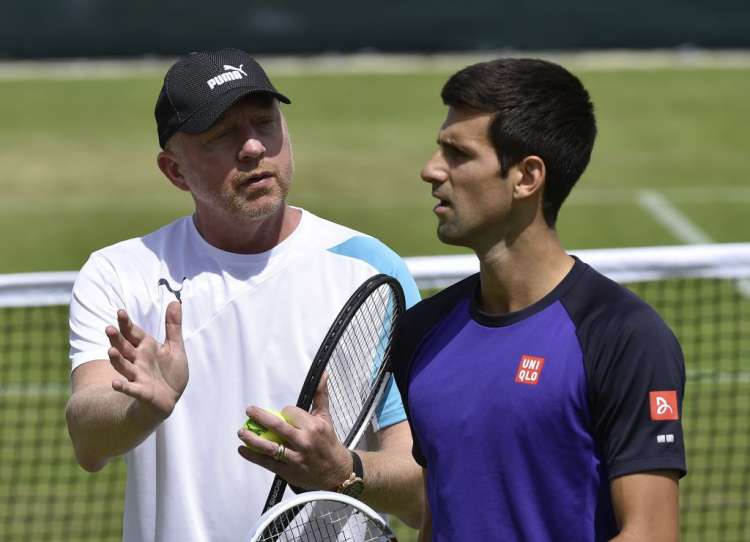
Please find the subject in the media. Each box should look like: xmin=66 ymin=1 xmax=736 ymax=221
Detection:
xmin=262 ymin=274 xmax=405 ymax=512
xmin=249 ymin=491 xmax=398 ymax=541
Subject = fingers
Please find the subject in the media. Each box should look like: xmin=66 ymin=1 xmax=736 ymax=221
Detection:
xmin=237 ymin=427 xmax=297 ymax=461
xmin=239 ymin=403 xmax=350 ymax=490
xmin=246 ymin=407 xmax=299 ymax=442
xmin=240 ymin=406 xmax=313 ymax=465
xmin=108 ymin=346 xmax=137 ymax=381
xmin=117 ymin=309 xmax=146 ymax=346
xmin=237 ymin=425 xmax=301 ymax=480
xmin=108 ymin=345 xmax=144 ymax=399
xmin=249 ymin=404 xmax=340 ymax=461
xmin=163 ymin=301 xmax=184 ymax=347
xmin=111 ymin=378 xmax=146 ymax=401
xmin=237 ymin=444 xmax=293 ymax=477
xmin=278 ymin=406 xmax=311 ymax=431
xmin=310 ymin=372 xmax=332 ymax=423
xmin=106 ymin=325 xmax=138 ymax=361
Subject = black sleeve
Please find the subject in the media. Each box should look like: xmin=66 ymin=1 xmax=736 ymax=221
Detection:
xmin=390 ymin=309 xmax=429 ymax=467
xmin=573 ymin=291 xmax=687 ymax=479
xmin=390 ymin=274 xmax=479 ymax=467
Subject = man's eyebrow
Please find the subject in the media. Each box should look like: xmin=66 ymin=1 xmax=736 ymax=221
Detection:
xmin=437 ymin=137 xmax=470 ymax=152
xmin=203 ymin=117 xmax=230 ymax=136
xmin=209 ymin=111 xmax=246 ymax=134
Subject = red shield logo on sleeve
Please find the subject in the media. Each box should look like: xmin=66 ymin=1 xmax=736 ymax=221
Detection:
xmin=649 ymin=390 xmax=679 ymax=421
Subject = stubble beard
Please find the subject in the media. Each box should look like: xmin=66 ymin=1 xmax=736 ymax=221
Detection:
xmin=436 ymin=221 xmax=462 ymax=247
xmin=225 ymin=132 xmax=295 ymax=221
xmin=225 ymin=183 xmax=284 ymax=219
xmin=436 ymin=215 xmax=473 ymax=248
xmin=226 ymin=167 xmax=292 ymax=220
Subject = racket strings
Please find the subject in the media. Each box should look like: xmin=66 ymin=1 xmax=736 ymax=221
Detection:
xmin=325 ymin=285 xmax=398 ymax=442
xmin=259 ymin=500 xmax=395 ymax=541
xmin=328 ymin=290 xmax=390 ymax=428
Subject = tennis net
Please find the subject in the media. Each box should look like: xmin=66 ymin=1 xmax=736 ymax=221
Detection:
xmin=1 ymin=243 xmax=749 ymax=541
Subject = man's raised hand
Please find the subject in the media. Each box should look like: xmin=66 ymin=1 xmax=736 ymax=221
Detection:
xmin=105 ymin=301 xmax=188 ymax=418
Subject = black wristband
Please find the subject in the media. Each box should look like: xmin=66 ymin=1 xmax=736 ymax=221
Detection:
xmin=350 ymin=450 xmax=364 ymax=479
xmin=335 ymin=450 xmax=365 ymax=496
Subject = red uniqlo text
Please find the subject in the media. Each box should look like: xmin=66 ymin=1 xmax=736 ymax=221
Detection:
xmin=515 ymin=355 xmax=545 ymax=385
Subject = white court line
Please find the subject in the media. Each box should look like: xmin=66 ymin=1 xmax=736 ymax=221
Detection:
xmin=637 ymin=190 xmax=712 ymax=244
xmin=1 ymin=49 xmax=750 ymax=80
xmin=637 ymin=189 xmax=750 ymax=296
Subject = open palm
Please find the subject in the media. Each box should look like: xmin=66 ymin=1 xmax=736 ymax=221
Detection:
xmin=105 ymin=301 xmax=188 ymax=418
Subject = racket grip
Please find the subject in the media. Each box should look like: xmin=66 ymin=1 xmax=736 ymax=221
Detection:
xmin=262 ymin=476 xmax=288 ymax=513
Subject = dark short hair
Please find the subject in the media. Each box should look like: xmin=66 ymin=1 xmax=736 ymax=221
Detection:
xmin=441 ymin=58 xmax=597 ymax=227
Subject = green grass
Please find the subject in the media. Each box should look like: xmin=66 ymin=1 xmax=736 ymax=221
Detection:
xmin=1 ymin=68 xmax=749 ymax=272
xmin=1 ymin=65 xmax=749 ymax=541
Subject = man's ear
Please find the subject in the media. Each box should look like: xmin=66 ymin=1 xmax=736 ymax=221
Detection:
xmin=157 ymin=148 xmax=190 ymax=192
xmin=512 ymin=155 xmax=545 ymax=200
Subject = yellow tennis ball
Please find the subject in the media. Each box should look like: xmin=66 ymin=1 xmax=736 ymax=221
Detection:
xmin=243 ymin=409 xmax=288 ymax=452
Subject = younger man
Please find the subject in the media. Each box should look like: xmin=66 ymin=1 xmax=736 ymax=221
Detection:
xmin=391 ymin=58 xmax=686 ymax=541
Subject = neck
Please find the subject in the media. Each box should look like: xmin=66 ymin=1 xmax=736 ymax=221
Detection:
xmin=193 ymin=204 xmax=302 ymax=254
xmin=475 ymin=223 xmax=574 ymax=316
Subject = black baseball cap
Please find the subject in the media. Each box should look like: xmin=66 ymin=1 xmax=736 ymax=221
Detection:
xmin=155 ymin=48 xmax=291 ymax=148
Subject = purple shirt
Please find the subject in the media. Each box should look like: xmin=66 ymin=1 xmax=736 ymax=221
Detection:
xmin=391 ymin=259 xmax=686 ymax=541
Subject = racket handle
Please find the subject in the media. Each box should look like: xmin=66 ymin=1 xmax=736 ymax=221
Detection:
xmin=262 ymin=475 xmax=288 ymax=513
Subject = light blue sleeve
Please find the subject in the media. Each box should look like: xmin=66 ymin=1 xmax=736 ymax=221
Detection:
xmin=327 ymin=236 xmax=420 ymax=308
xmin=328 ymin=236 xmax=421 ymax=428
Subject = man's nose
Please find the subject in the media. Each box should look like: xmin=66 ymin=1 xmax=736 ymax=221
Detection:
xmin=238 ymin=135 xmax=266 ymax=161
xmin=421 ymin=152 xmax=447 ymax=184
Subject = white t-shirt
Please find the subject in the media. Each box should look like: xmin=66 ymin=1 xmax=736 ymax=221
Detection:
xmin=69 ymin=208 xmax=420 ymax=542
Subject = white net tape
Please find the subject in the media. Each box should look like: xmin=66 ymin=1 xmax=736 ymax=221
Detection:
xmin=2 ymin=243 xmax=750 ymax=307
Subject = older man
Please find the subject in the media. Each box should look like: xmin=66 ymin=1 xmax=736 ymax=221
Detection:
xmin=65 ymin=48 xmax=423 ymax=541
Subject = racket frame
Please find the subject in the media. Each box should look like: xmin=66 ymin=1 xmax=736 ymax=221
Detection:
xmin=262 ymin=274 xmax=405 ymax=512
xmin=249 ymin=490 xmax=398 ymax=541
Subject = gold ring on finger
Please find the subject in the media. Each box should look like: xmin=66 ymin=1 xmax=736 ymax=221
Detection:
xmin=273 ymin=443 xmax=286 ymax=462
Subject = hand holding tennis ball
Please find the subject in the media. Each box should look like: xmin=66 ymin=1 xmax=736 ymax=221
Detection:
xmin=243 ymin=409 xmax=289 ymax=452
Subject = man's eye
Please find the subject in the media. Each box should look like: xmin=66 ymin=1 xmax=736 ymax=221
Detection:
xmin=204 ymin=130 xmax=231 ymax=145
xmin=256 ymin=117 xmax=275 ymax=127
xmin=444 ymin=146 xmax=467 ymax=160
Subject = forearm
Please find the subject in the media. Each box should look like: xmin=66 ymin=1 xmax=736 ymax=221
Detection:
xmin=417 ymin=468 xmax=432 ymax=541
xmin=358 ymin=448 xmax=423 ymax=528
xmin=609 ymin=471 xmax=680 ymax=542
xmin=65 ymin=385 xmax=164 ymax=472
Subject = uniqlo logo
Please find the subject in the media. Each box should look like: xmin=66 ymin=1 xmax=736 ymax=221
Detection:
xmin=650 ymin=390 xmax=679 ymax=421
xmin=515 ymin=355 xmax=545 ymax=385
